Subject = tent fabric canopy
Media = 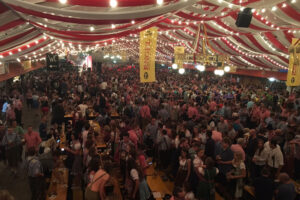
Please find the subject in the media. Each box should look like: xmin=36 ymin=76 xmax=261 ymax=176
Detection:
xmin=0 ymin=0 xmax=299 ymax=70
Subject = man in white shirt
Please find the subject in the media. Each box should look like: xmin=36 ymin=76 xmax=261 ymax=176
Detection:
xmin=100 ymin=81 xmax=107 ymax=90
xmin=78 ymin=101 xmax=88 ymax=117
xmin=266 ymin=138 xmax=284 ymax=179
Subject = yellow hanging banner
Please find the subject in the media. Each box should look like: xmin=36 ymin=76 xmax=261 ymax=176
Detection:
xmin=174 ymin=46 xmax=185 ymax=54
xmin=139 ymin=27 xmax=157 ymax=83
xmin=22 ymin=60 xmax=31 ymax=70
xmin=287 ymin=38 xmax=300 ymax=86
xmin=174 ymin=46 xmax=185 ymax=68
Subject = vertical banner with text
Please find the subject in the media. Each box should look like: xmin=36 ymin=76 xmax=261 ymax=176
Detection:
xmin=174 ymin=46 xmax=185 ymax=68
xmin=22 ymin=60 xmax=31 ymax=70
xmin=139 ymin=27 xmax=157 ymax=83
xmin=0 ymin=62 xmax=5 ymax=75
xmin=287 ymin=38 xmax=300 ymax=86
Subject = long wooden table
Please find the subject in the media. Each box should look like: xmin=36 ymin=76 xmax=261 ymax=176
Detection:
xmin=146 ymin=165 xmax=173 ymax=200
xmin=46 ymin=168 xmax=68 ymax=200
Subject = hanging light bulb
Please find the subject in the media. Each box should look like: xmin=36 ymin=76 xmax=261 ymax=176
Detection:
xmin=224 ymin=66 xmax=231 ymax=72
xmin=90 ymin=26 xmax=95 ymax=31
xmin=59 ymin=0 xmax=67 ymax=4
xmin=157 ymin=0 xmax=163 ymax=5
xmin=219 ymin=69 xmax=224 ymax=76
xmin=178 ymin=68 xmax=185 ymax=74
xmin=131 ymin=20 xmax=135 ymax=24
xmin=196 ymin=64 xmax=205 ymax=72
xmin=214 ymin=69 xmax=219 ymax=75
xmin=271 ymin=6 xmax=277 ymax=11
xmin=172 ymin=63 xmax=178 ymax=70
xmin=110 ymin=0 xmax=118 ymax=8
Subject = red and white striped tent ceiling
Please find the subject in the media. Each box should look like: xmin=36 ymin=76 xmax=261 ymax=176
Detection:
xmin=0 ymin=0 xmax=300 ymax=70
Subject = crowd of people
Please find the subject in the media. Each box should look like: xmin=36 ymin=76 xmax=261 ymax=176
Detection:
xmin=0 ymin=66 xmax=299 ymax=200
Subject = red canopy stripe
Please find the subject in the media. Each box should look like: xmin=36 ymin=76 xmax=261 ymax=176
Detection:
xmin=0 ymin=19 xmax=25 ymax=32
xmin=0 ymin=28 xmax=36 ymax=47
xmin=45 ymin=0 xmax=174 ymax=7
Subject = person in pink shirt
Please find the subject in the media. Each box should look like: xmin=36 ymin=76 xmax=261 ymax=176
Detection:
xmin=231 ymin=138 xmax=246 ymax=161
xmin=212 ymin=130 xmax=222 ymax=142
xmin=260 ymin=105 xmax=270 ymax=122
xmin=128 ymin=129 xmax=138 ymax=150
xmin=140 ymin=103 xmax=151 ymax=119
xmin=187 ymin=103 xmax=198 ymax=119
xmin=24 ymin=126 xmax=42 ymax=152
xmin=140 ymin=103 xmax=151 ymax=129
xmin=209 ymin=100 xmax=217 ymax=112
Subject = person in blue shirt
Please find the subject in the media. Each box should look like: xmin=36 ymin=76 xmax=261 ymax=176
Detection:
xmin=276 ymin=173 xmax=296 ymax=200
xmin=1 ymin=98 xmax=8 ymax=122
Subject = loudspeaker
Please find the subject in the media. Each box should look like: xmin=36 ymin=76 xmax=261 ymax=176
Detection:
xmin=235 ymin=7 xmax=252 ymax=28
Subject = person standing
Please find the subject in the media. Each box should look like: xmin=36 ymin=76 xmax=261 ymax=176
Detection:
xmin=216 ymin=137 xmax=234 ymax=199
xmin=253 ymin=168 xmax=274 ymax=200
xmin=1 ymin=98 xmax=8 ymax=122
xmin=1 ymin=128 xmax=20 ymax=175
xmin=39 ymin=117 xmax=48 ymax=141
xmin=226 ymin=152 xmax=246 ymax=199
xmin=13 ymin=96 xmax=22 ymax=126
xmin=196 ymin=157 xmax=219 ymax=200
xmin=12 ymin=120 xmax=24 ymax=162
xmin=26 ymin=90 xmax=33 ymax=110
xmin=175 ymin=149 xmax=191 ymax=187
xmin=85 ymin=159 xmax=110 ymax=200
xmin=252 ymin=139 xmax=268 ymax=178
xmin=26 ymin=147 xmax=45 ymax=200
xmin=266 ymin=139 xmax=284 ymax=179
xmin=276 ymin=173 xmax=296 ymax=200
xmin=24 ymin=126 xmax=42 ymax=153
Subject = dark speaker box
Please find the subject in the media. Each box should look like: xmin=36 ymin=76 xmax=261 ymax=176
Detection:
xmin=235 ymin=7 xmax=252 ymax=28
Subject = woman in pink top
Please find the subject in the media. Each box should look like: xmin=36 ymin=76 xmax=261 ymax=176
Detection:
xmin=85 ymin=159 xmax=110 ymax=200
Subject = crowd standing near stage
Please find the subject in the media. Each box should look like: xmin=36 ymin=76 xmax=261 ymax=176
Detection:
xmin=0 ymin=66 xmax=299 ymax=200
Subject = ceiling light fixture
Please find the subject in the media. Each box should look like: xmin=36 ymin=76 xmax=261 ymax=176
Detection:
xmin=110 ymin=0 xmax=118 ymax=8
xmin=59 ymin=0 xmax=67 ymax=4
xmin=90 ymin=26 xmax=95 ymax=31
xmin=157 ymin=0 xmax=163 ymax=5
xmin=178 ymin=68 xmax=185 ymax=74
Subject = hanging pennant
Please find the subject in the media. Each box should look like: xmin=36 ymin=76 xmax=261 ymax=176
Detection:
xmin=22 ymin=60 xmax=31 ymax=70
xmin=139 ymin=27 xmax=157 ymax=83
xmin=286 ymin=38 xmax=300 ymax=86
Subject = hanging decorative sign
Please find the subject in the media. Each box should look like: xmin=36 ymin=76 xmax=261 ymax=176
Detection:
xmin=174 ymin=54 xmax=228 ymax=64
xmin=286 ymin=38 xmax=300 ymax=86
xmin=22 ymin=60 xmax=31 ymax=70
xmin=139 ymin=27 xmax=157 ymax=83
xmin=0 ymin=62 xmax=5 ymax=75
xmin=174 ymin=46 xmax=185 ymax=54
xmin=46 ymin=53 xmax=59 ymax=69
xmin=174 ymin=46 xmax=185 ymax=68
